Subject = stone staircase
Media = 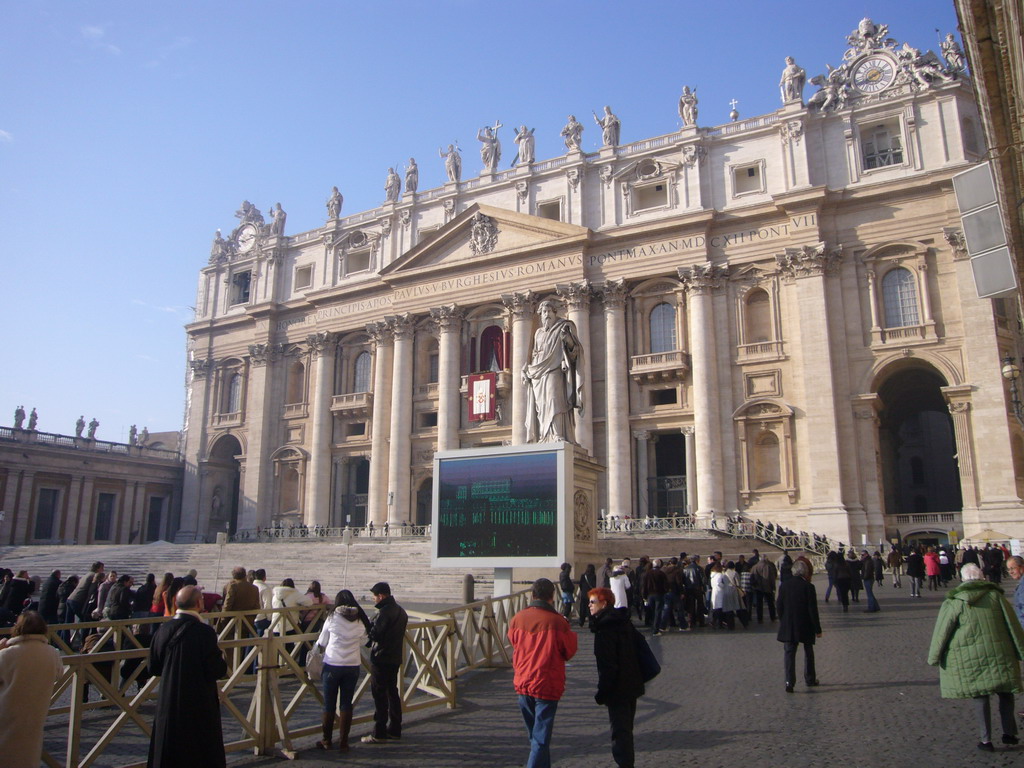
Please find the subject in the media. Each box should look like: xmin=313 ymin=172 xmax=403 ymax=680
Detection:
xmin=0 ymin=539 xmax=494 ymax=605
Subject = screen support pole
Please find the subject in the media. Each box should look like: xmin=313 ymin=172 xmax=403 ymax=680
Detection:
xmin=493 ymin=567 xmax=514 ymax=598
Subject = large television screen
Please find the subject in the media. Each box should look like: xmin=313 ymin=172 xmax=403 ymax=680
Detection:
xmin=432 ymin=445 xmax=565 ymax=567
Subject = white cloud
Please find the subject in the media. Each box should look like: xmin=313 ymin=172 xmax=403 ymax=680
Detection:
xmin=145 ymin=36 xmax=193 ymax=68
xmin=80 ymin=24 xmax=121 ymax=55
xmin=0 ymin=130 xmax=12 ymax=143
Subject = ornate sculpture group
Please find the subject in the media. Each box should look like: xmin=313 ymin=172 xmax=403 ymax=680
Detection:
xmin=209 ymin=200 xmax=290 ymax=264
xmin=10 ymin=408 xmax=105 ymax=441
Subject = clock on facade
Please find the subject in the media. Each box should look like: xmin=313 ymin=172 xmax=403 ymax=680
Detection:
xmin=237 ymin=224 xmax=258 ymax=253
xmin=852 ymin=55 xmax=897 ymax=94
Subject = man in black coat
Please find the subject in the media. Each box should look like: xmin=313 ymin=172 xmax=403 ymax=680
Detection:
xmin=361 ymin=581 xmax=409 ymax=744
xmin=3 ymin=570 xmax=35 ymax=617
xmin=38 ymin=570 xmax=62 ymax=624
xmin=147 ymin=585 xmax=227 ymax=768
xmin=776 ymin=559 xmax=822 ymax=693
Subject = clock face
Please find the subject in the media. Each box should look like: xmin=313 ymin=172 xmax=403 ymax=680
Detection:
xmin=853 ymin=55 xmax=896 ymax=94
xmin=237 ymin=224 xmax=257 ymax=253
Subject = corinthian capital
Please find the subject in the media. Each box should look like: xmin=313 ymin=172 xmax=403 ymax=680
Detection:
xmin=599 ymin=278 xmax=628 ymax=310
xmin=775 ymin=242 xmax=842 ymax=278
xmin=677 ymin=262 xmax=728 ymax=294
xmin=387 ymin=313 xmax=415 ymax=341
xmin=248 ymin=342 xmax=283 ymax=367
xmin=556 ymin=281 xmax=593 ymax=311
xmin=502 ymin=290 xmax=537 ymax=320
xmin=429 ymin=304 xmax=464 ymax=334
xmin=366 ymin=321 xmax=393 ymax=347
xmin=306 ymin=331 xmax=337 ymax=358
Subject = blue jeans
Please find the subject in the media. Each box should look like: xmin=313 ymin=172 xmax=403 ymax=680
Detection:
xmin=518 ymin=694 xmax=558 ymax=768
xmin=322 ymin=663 xmax=359 ymax=713
xmin=645 ymin=594 xmax=664 ymax=630
xmin=863 ymin=579 xmax=880 ymax=612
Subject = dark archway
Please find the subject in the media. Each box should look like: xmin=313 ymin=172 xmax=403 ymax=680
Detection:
xmin=877 ymin=366 xmax=962 ymax=518
xmin=415 ymin=477 xmax=433 ymax=526
xmin=208 ymin=434 xmax=242 ymax=537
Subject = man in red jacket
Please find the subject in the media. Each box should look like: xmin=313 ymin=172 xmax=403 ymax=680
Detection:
xmin=508 ymin=577 xmax=579 ymax=768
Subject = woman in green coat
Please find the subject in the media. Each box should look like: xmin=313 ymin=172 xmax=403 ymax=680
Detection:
xmin=927 ymin=562 xmax=1024 ymax=752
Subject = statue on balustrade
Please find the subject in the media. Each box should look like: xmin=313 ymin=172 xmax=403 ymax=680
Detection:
xmin=779 ymin=57 xmax=806 ymax=104
xmin=87 ymin=418 xmax=99 ymax=440
xmin=560 ymin=115 xmax=583 ymax=151
xmin=592 ymin=105 xmax=620 ymax=147
xmin=513 ymin=125 xmax=535 ymax=165
xmin=439 ymin=143 xmax=462 ymax=183
xmin=477 ymin=121 xmax=503 ymax=173
xmin=75 ymin=415 xmax=85 ymax=437
xmin=269 ymin=203 xmax=287 ymax=236
xmin=522 ymin=300 xmax=584 ymax=444
xmin=129 ymin=424 xmax=138 ymax=446
xmin=27 ymin=408 xmax=37 ymax=431
xmin=384 ymin=167 xmax=401 ymax=202
xmin=679 ymin=86 xmax=698 ymax=126
xmin=326 ymin=186 xmax=343 ymax=219
xmin=13 ymin=405 xmax=25 ymax=430
xmin=404 ymin=158 xmax=418 ymax=194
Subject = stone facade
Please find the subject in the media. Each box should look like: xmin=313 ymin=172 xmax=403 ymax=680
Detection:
xmin=0 ymin=428 xmax=183 ymax=545
xmin=179 ymin=20 xmax=1024 ymax=546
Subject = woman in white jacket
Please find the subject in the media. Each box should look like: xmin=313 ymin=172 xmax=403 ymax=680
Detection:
xmin=314 ymin=589 xmax=371 ymax=751
xmin=271 ymin=578 xmax=312 ymax=636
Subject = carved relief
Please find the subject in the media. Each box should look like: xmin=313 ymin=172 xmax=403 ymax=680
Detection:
xmin=573 ymin=489 xmax=594 ymax=543
xmin=943 ymin=228 xmax=968 ymax=260
xmin=566 ymin=167 xmax=581 ymax=191
xmin=515 ymin=180 xmax=529 ymax=202
xmin=468 ymin=212 xmax=499 ymax=255
xmin=248 ymin=343 xmax=284 ymax=367
xmin=501 ymin=290 xmax=537 ymax=320
xmin=366 ymin=321 xmax=393 ymax=348
xmin=600 ymin=278 xmax=628 ymax=310
xmin=780 ymin=120 xmax=804 ymax=146
xmin=681 ymin=143 xmax=706 ymax=168
xmin=775 ymin=243 xmax=843 ymax=279
xmin=556 ymin=281 xmax=593 ymax=312
xmin=306 ymin=332 xmax=337 ymax=358
xmin=443 ymin=199 xmax=456 ymax=223
xmin=678 ymin=263 xmax=729 ymax=294
xmin=190 ymin=358 xmax=213 ymax=379
xmin=429 ymin=304 xmax=464 ymax=333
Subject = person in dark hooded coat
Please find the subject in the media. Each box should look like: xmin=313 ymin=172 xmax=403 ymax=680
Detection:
xmin=776 ymin=558 xmax=822 ymax=692
xmin=147 ymin=585 xmax=227 ymax=768
xmin=588 ymin=586 xmax=645 ymax=768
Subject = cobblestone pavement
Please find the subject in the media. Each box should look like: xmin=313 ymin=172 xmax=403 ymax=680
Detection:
xmin=224 ymin=576 xmax=1023 ymax=767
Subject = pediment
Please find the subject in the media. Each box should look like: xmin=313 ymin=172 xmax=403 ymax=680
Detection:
xmin=382 ymin=204 xmax=589 ymax=276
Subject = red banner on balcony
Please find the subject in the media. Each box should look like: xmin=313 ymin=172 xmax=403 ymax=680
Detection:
xmin=468 ymin=372 xmax=496 ymax=422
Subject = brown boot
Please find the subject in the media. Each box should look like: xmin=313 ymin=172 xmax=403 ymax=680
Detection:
xmin=337 ymin=710 xmax=353 ymax=751
xmin=316 ymin=712 xmax=335 ymax=749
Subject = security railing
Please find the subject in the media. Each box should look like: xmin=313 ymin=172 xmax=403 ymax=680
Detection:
xmin=6 ymin=590 xmax=530 ymax=768
xmin=228 ymin=523 xmax=431 ymax=542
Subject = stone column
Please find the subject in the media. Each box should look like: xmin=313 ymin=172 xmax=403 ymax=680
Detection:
xmin=601 ymin=279 xmax=632 ymax=517
xmin=241 ymin=343 xmax=279 ymax=531
xmin=179 ymin=358 xmax=214 ymax=541
xmin=430 ymin=304 xmax=464 ymax=452
xmin=556 ymin=281 xmax=594 ymax=455
xmin=777 ymin=244 xmax=848 ymax=541
xmin=0 ymin=472 xmax=20 ymax=544
xmin=366 ymin=322 xmax=393 ymax=526
xmin=503 ymin=291 xmax=536 ymax=445
xmin=852 ymin=394 xmax=884 ymax=543
xmin=75 ymin=476 xmax=95 ymax=544
xmin=306 ymin=332 xmax=337 ymax=527
xmin=10 ymin=470 xmax=36 ymax=544
xmin=942 ymin=386 xmax=979 ymax=510
xmin=386 ymin=315 xmax=415 ymax=523
xmin=678 ymin=264 xmax=728 ymax=521
xmin=683 ymin=426 xmax=697 ymax=517
xmin=634 ymin=430 xmax=650 ymax=519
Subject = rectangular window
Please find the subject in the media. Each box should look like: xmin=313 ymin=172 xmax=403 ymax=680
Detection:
xmin=34 ymin=488 xmax=59 ymax=540
xmin=94 ymin=492 xmax=116 ymax=540
xmin=862 ymin=120 xmax=904 ymax=170
xmin=429 ymin=353 xmax=440 ymax=383
xmin=420 ymin=412 xmax=438 ymax=429
xmin=347 ymin=252 xmax=370 ymax=273
xmin=537 ymin=200 xmax=562 ymax=221
xmin=348 ymin=422 xmax=366 ymax=436
xmin=231 ymin=270 xmax=252 ymax=304
xmin=294 ymin=265 xmax=313 ymax=290
xmin=732 ymin=162 xmax=764 ymax=195
xmin=147 ymin=496 xmax=165 ymax=543
xmin=649 ymin=389 xmax=678 ymax=406
xmin=635 ymin=183 xmax=668 ymax=211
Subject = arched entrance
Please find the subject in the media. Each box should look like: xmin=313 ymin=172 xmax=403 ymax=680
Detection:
xmin=877 ymin=365 xmax=962 ymax=524
xmin=207 ymin=434 xmax=242 ymax=537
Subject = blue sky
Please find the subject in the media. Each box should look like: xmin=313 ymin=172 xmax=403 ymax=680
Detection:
xmin=0 ymin=1 xmax=959 ymax=439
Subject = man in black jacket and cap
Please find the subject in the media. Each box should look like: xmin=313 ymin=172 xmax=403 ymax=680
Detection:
xmin=361 ymin=581 xmax=409 ymax=744
xmin=776 ymin=558 xmax=822 ymax=693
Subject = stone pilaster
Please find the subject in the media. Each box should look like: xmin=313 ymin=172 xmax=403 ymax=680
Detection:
xmin=386 ymin=315 xmax=415 ymax=523
xmin=556 ymin=281 xmax=594 ymax=455
xmin=502 ymin=291 xmax=536 ymax=444
xmin=306 ymin=332 xmax=337 ymax=527
xmin=634 ymin=430 xmax=650 ymax=519
xmin=683 ymin=426 xmax=697 ymax=516
xmin=241 ymin=343 xmax=280 ymax=531
xmin=852 ymin=394 xmax=884 ymax=543
xmin=601 ymin=279 xmax=632 ymax=517
xmin=678 ymin=263 xmax=728 ymax=521
xmin=430 ymin=304 xmax=464 ymax=451
xmin=366 ymin=322 xmax=393 ymax=525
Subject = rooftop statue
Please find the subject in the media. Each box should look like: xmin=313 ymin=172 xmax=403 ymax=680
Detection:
xmin=941 ymin=33 xmax=965 ymax=75
xmin=678 ymin=86 xmax=698 ymax=126
xmin=326 ymin=186 xmax=343 ymax=219
xmin=522 ymin=300 xmax=584 ymax=445
xmin=269 ymin=203 xmax=287 ymax=236
xmin=27 ymin=408 xmax=37 ymax=431
xmin=13 ymin=405 xmax=25 ymax=430
xmin=899 ymin=43 xmax=955 ymax=89
xmin=439 ymin=142 xmax=462 ymax=183
xmin=513 ymin=125 xmax=535 ymax=165
xmin=384 ymin=167 xmax=401 ymax=202
xmin=477 ymin=121 xmax=503 ymax=173
xmin=560 ymin=115 xmax=583 ymax=152
xmin=75 ymin=415 xmax=85 ymax=437
xmin=593 ymin=105 xmax=621 ymax=147
xmin=234 ymin=200 xmax=264 ymax=226
xmin=404 ymin=158 xmax=418 ymax=194
xmin=209 ymin=230 xmax=229 ymax=263
xmin=87 ymin=417 xmax=99 ymax=440
xmin=780 ymin=57 xmax=806 ymax=104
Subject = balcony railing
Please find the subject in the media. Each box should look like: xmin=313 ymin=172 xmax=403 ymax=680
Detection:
xmin=629 ymin=350 xmax=689 ymax=384
xmin=282 ymin=402 xmax=308 ymax=418
xmin=737 ymin=340 xmax=785 ymax=361
xmin=330 ymin=391 xmax=372 ymax=416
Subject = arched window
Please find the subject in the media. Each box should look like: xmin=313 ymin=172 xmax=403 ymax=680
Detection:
xmin=479 ymin=325 xmax=505 ymax=371
xmin=226 ymin=373 xmax=243 ymax=413
xmin=352 ymin=352 xmax=371 ymax=393
xmin=882 ymin=268 xmax=919 ymax=328
xmin=753 ymin=431 xmax=781 ymax=489
xmin=286 ymin=361 xmax=305 ymax=404
xmin=744 ymin=289 xmax=772 ymax=343
xmin=649 ymin=303 xmax=676 ymax=354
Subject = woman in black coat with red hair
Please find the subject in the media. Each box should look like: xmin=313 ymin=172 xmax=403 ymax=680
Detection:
xmin=588 ymin=587 xmax=644 ymax=768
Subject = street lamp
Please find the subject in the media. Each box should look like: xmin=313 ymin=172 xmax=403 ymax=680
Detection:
xmin=1000 ymin=354 xmax=1024 ymax=428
